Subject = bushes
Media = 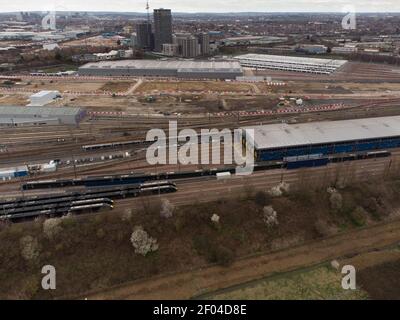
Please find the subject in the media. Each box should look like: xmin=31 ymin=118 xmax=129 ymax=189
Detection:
xmin=269 ymin=182 xmax=290 ymax=197
xmin=192 ymin=235 xmax=235 ymax=266
xmin=160 ymin=199 xmax=175 ymax=219
xmin=349 ymin=206 xmax=368 ymax=227
xmin=43 ymin=218 xmax=62 ymax=239
xmin=263 ymin=206 xmax=278 ymax=228
xmin=19 ymin=235 xmax=40 ymax=262
xmin=254 ymin=191 xmax=268 ymax=207
xmin=328 ymin=189 xmax=343 ymax=211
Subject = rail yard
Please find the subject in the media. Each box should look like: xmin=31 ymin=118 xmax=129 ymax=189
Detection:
xmin=2 ymin=60 xmax=400 ymax=219
xmin=2 ymin=53 xmax=400 ymax=301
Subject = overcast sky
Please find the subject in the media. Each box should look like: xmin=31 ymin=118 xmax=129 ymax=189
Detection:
xmin=0 ymin=0 xmax=399 ymax=13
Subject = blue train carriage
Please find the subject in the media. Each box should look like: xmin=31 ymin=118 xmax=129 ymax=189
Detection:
xmin=284 ymin=154 xmax=329 ymax=170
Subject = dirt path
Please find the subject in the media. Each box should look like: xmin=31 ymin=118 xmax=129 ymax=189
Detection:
xmin=126 ymin=78 xmax=144 ymax=95
xmin=81 ymin=218 xmax=400 ymax=300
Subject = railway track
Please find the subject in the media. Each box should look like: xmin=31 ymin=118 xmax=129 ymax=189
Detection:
xmin=0 ymin=181 xmax=177 ymax=223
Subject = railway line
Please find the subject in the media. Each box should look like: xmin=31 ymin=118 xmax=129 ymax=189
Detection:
xmin=114 ymin=155 xmax=397 ymax=209
xmin=0 ymin=181 xmax=177 ymax=222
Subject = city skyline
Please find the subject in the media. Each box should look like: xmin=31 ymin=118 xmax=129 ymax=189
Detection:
xmin=0 ymin=0 xmax=400 ymax=13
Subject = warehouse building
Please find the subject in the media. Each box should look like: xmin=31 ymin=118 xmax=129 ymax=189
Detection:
xmin=78 ymin=60 xmax=243 ymax=79
xmin=234 ymin=54 xmax=347 ymax=74
xmin=0 ymin=106 xmax=86 ymax=126
xmin=0 ymin=166 xmax=28 ymax=181
xmin=28 ymin=90 xmax=61 ymax=106
xmin=244 ymin=116 xmax=400 ymax=162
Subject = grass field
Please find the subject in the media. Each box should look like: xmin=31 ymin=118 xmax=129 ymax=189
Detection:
xmin=205 ymin=265 xmax=369 ymax=300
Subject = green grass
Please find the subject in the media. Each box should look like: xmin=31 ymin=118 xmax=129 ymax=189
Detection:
xmin=205 ymin=265 xmax=369 ymax=300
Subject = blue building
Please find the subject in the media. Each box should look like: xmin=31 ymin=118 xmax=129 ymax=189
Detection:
xmin=244 ymin=116 xmax=400 ymax=162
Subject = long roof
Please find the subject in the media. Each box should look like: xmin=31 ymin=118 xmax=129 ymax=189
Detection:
xmin=234 ymin=53 xmax=347 ymax=74
xmin=245 ymin=116 xmax=400 ymax=150
xmin=0 ymin=106 xmax=82 ymax=117
xmin=80 ymin=59 xmax=243 ymax=72
xmin=235 ymin=53 xmax=347 ymax=68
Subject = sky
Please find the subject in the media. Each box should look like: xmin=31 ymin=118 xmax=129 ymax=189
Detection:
xmin=0 ymin=0 xmax=399 ymax=13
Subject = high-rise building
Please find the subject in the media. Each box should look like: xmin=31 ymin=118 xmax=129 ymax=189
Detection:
xmin=136 ymin=22 xmax=153 ymax=50
xmin=153 ymin=8 xmax=173 ymax=52
xmin=197 ymin=32 xmax=210 ymax=56
xmin=174 ymin=34 xmax=201 ymax=58
xmin=174 ymin=34 xmax=198 ymax=58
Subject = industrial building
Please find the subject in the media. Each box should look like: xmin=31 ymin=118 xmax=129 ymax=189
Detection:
xmin=234 ymin=54 xmax=347 ymax=74
xmin=28 ymin=90 xmax=61 ymax=106
xmin=0 ymin=106 xmax=86 ymax=126
xmin=0 ymin=166 xmax=28 ymax=181
xmin=244 ymin=116 xmax=400 ymax=162
xmin=78 ymin=60 xmax=243 ymax=79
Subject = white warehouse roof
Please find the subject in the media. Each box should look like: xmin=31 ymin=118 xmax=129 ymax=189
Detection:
xmin=30 ymin=90 xmax=60 ymax=98
xmin=80 ymin=59 xmax=242 ymax=72
xmin=245 ymin=116 xmax=400 ymax=150
xmin=234 ymin=54 xmax=347 ymax=74
xmin=0 ymin=106 xmax=82 ymax=117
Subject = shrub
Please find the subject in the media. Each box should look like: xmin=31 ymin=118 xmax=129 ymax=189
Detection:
xmin=269 ymin=182 xmax=290 ymax=197
xmin=314 ymin=220 xmax=337 ymax=237
xmin=213 ymin=246 xmax=235 ymax=267
xmin=121 ymin=208 xmax=133 ymax=222
xmin=349 ymin=206 xmax=368 ymax=227
xmin=43 ymin=218 xmax=62 ymax=239
xmin=130 ymin=226 xmax=158 ymax=256
xmin=19 ymin=235 xmax=40 ymax=262
xmin=254 ymin=191 xmax=268 ymax=207
xmin=263 ymin=206 xmax=278 ymax=227
xmin=329 ymin=191 xmax=343 ymax=211
xmin=210 ymin=214 xmax=220 ymax=224
xmin=192 ymin=235 xmax=235 ymax=266
xmin=160 ymin=199 xmax=174 ymax=219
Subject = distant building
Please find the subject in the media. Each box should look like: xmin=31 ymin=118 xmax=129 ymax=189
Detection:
xmin=197 ymin=32 xmax=210 ymax=55
xmin=220 ymin=36 xmax=287 ymax=46
xmin=136 ymin=22 xmax=153 ymax=50
xmin=162 ymin=43 xmax=179 ymax=56
xmin=42 ymin=43 xmax=60 ymax=51
xmin=0 ymin=106 xmax=86 ymax=126
xmin=153 ymin=9 xmax=173 ymax=52
xmin=119 ymin=49 xmax=133 ymax=58
xmin=131 ymin=33 xmax=137 ymax=48
xmin=79 ymin=60 xmax=243 ymax=79
xmin=174 ymin=34 xmax=200 ymax=58
xmin=332 ymin=46 xmax=358 ymax=54
xmin=28 ymin=90 xmax=60 ymax=107
xmin=72 ymin=50 xmax=120 ymax=62
xmin=235 ymin=54 xmax=347 ymax=74
xmin=297 ymin=44 xmax=328 ymax=54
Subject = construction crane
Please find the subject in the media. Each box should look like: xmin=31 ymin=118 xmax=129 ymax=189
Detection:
xmin=146 ymin=1 xmax=150 ymax=24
